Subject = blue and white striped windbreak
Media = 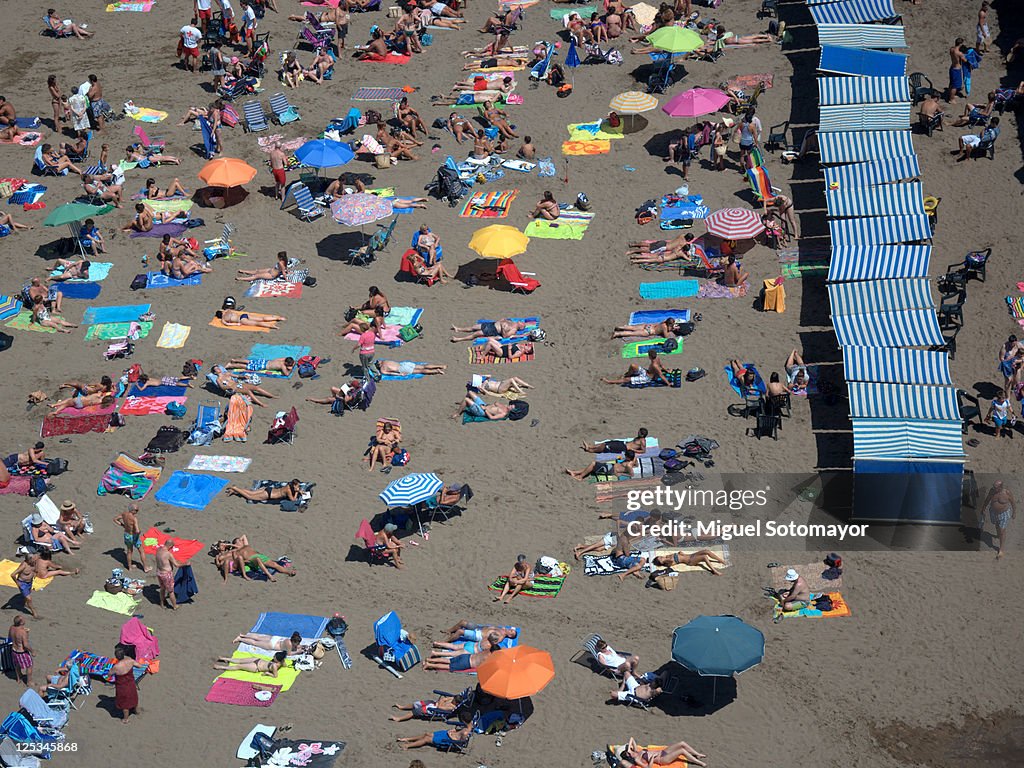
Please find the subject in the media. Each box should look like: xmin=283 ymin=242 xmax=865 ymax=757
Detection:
xmin=818 ymin=45 xmax=907 ymax=77
xmin=828 ymin=277 xmax=934 ymax=316
xmin=819 ymin=131 xmax=916 ymax=164
xmin=823 ymin=157 xmax=921 ymax=188
xmin=847 ymin=382 xmax=961 ymax=421
xmin=379 ymin=472 xmax=444 ymax=507
xmin=852 ymin=418 xmax=965 ymax=458
xmin=832 ymin=308 xmax=944 ymax=347
xmin=810 ymin=0 xmax=898 ymax=25
xmin=828 ymin=245 xmax=932 ymax=281
xmin=826 ymin=181 xmax=925 ymax=217
xmin=819 ymin=103 xmax=912 ymax=133
xmin=843 ymin=346 xmax=952 ymax=385
xmin=828 ymin=214 xmax=931 ymax=244
xmin=818 ymin=76 xmax=909 ymax=106
xmin=816 ymin=23 xmax=908 ymax=49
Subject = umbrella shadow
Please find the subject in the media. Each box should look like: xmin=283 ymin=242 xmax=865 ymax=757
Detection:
xmin=315 ymin=232 xmax=367 ymax=261
xmin=655 ymin=663 xmax=738 ymax=716
xmin=194 ymin=186 xmax=248 ymax=209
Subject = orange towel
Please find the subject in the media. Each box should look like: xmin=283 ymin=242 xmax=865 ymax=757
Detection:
xmin=224 ymin=394 xmax=253 ymax=440
xmin=208 ymin=313 xmax=280 ymax=333
xmin=561 ymin=140 xmax=610 ymax=156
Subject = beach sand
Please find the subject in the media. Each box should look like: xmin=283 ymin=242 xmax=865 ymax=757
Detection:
xmin=0 ymin=0 xmax=1021 ymax=766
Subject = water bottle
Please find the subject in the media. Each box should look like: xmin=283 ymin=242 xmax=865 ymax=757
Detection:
xmin=141 ymin=253 xmax=148 ymax=266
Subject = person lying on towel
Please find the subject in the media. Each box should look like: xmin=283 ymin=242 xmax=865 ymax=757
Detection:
xmin=421 ymin=632 xmax=502 ymax=672
xmin=215 ymin=309 xmax=286 ymax=330
xmin=477 ymin=339 xmax=534 ymax=361
xmin=615 ymin=736 xmax=708 ymax=767
xmin=565 ymin=450 xmax=637 ymax=481
xmin=226 ymin=356 xmax=295 ymax=377
xmin=450 ymin=318 xmax=528 ymax=342
xmin=582 ymin=428 xmax=648 ymax=455
xmin=211 ymin=534 xmax=297 ymax=582
xmin=601 ymin=350 xmax=671 ymax=387
xmin=389 ymin=692 xmax=462 ymax=722
xmin=396 ymin=711 xmax=473 ymax=750
xmin=210 ymin=365 xmax=276 ymax=407
xmin=213 ymin=650 xmax=287 ymax=677
xmin=234 ymin=631 xmax=307 ymax=655
xmin=225 ymin=481 xmax=302 ymax=506
xmin=452 ymin=389 xmax=511 ymax=421
xmin=444 ymin=619 xmax=517 ymax=644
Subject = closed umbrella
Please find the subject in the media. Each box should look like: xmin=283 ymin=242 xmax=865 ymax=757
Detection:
xmin=705 ymin=207 xmax=765 ymax=240
xmin=477 ymin=646 xmax=555 ymax=700
xmin=672 ymin=615 xmax=764 ymax=702
xmin=44 ymin=202 xmax=113 ymax=256
xmin=468 ymin=224 xmax=529 ymax=260
xmin=565 ymin=38 xmax=581 ymax=86
xmin=294 ymin=139 xmax=354 ymax=171
xmin=198 ymin=157 xmax=257 ymax=188
xmin=331 ymin=193 xmax=393 ymax=228
xmin=379 ymin=472 xmax=444 ymax=507
xmin=662 ymin=88 xmax=732 ymax=118
xmin=646 ymin=26 xmax=704 ymax=54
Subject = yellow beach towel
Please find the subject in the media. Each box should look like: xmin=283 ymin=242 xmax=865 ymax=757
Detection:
xmin=562 ymin=140 xmax=611 ymax=156
xmin=217 ymin=651 xmax=301 ymax=692
xmin=0 ymin=560 xmax=52 ymax=591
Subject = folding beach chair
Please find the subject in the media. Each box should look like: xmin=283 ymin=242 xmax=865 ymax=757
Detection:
xmin=45 ymin=662 xmax=90 ymax=711
xmin=287 ymin=183 xmax=325 ymax=222
xmin=296 ymin=24 xmax=333 ymax=51
xmin=242 ymin=100 xmax=269 ymax=133
xmin=0 ymin=712 xmax=61 ymax=747
xmin=0 ymin=736 xmax=41 ymax=767
xmin=18 ymin=690 xmax=67 ymax=735
xmin=378 ymin=217 xmax=398 ymax=249
xmin=21 ymin=515 xmax=64 ymax=555
xmin=647 ymin=60 xmax=675 ymax=94
xmin=735 ymin=83 xmax=764 ymax=112
xmin=496 ymin=260 xmax=540 ymax=293
xmin=373 ymin=611 xmax=422 ymax=672
xmin=104 ymin=322 xmax=142 ymax=361
xmin=348 ymin=230 xmax=383 ymax=267
xmin=204 ymin=223 xmax=239 ymax=260
xmin=570 ymin=633 xmax=632 ymax=680
xmin=33 ymin=148 xmax=65 ymax=177
xmin=132 ymin=125 xmax=165 ymax=151
xmin=333 ymin=378 xmax=377 ymax=413
xmin=422 ymin=484 xmax=473 ymax=525
xmin=64 ymin=132 xmax=90 ymax=163
xmin=198 ymin=116 xmax=217 ymax=160
xmin=188 ymin=401 xmax=224 ymax=445
xmin=429 ymin=688 xmax=476 ymax=722
xmin=265 ymin=407 xmax=299 ymax=445
xmin=356 ymin=518 xmax=394 ymax=565
xmin=400 ymin=249 xmax=437 ymax=285
xmin=268 ymin=92 xmax=301 ymax=125
xmin=746 ymin=165 xmax=780 ymax=205
xmin=330 ymin=107 xmax=362 ymax=135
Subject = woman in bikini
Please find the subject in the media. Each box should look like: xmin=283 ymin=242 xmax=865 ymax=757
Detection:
xmin=225 ymin=479 xmax=301 ymax=503
xmin=30 ymin=296 xmax=77 ymax=333
xmin=234 ymin=632 xmax=305 ymax=653
xmin=213 ymin=651 xmax=288 ymax=677
xmin=236 ymin=251 xmax=288 ymax=282
xmin=126 ymin=146 xmax=181 ymax=166
xmin=610 ymin=318 xmax=677 ymax=340
xmin=396 ymin=97 xmax=428 ymax=137
xmin=475 ymin=375 xmax=533 ymax=395
xmin=366 ymin=421 xmax=401 ymax=471
xmin=621 ymin=738 xmax=708 ymax=768
xmin=49 ymin=259 xmax=91 ymax=282
xmin=408 ymin=250 xmax=453 ymax=284
xmin=146 ymin=177 xmax=187 ymax=199
xmin=630 ymin=244 xmax=696 ymax=265
xmin=339 ymin=305 xmax=386 ymax=338
xmin=216 ymin=309 xmax=286 ymax=329
xmin=652 ymin=548 xmax=726 ymax=575
xmin=47 ymin=75 xmax=68 ymax=128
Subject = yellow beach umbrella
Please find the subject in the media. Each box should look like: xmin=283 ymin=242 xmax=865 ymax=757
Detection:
xmin=609 ymin=91 xmax=659 ymax=115
xmin=646 ymin=25 xmax=704 ymax=54
xmin=469 ymin=225 xmax=530 ymax=259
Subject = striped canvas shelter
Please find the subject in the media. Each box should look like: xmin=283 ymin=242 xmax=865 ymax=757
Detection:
xmin=818 ymin=46 xmax=907 ymax=77
xmin=810 ymin=0 xmax=898 ymax=25
xmin=828 ymin=214 xmax=931 ymax=244
xmin=852 ymin=419 xmax=965 ymax=458
xmin=819 ymin=103 xmax=912 ymax=132
xmin=827 ymin=245 xmax=932 ymax=281
xmin=826 ymin=181 xmax=925 ymax=217
xmin=823 ymin=156 xmax=921 ymax=188
xmin=848 ymin=382 xmax=960 ymax=421
xmin=818 ymin=76 xmax=908 ymax=106
xmin=843 ymin=346 xmax=952 ymax=385
xmin=832 ymin=308 xmax=944 ymax=347
xmin=817 ymin=23 xmax=908 ymax=49
xmin=828 ymin=277 xmax=934 ymax=316
xmin=819 ymin=131 xmax=915 ymax=164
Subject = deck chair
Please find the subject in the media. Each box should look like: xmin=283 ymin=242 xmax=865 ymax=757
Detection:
xmin=972 ymin=133 xmax=997 ymax=160
xmin=204 ymin=223 xmax=240 ymax=260
xmin=21 ymin=515 xmax=64 ymax=554
xmin=422 ymin=484 xmax=473 ymax=525
xmin=736 ymin=83 xmax=764 ymax=112
xmin=297 ymin=24 xmax=333 ymax=50
xmin=45 ymin=662 xmax=90 ymax=711
xmin=759 ymin=0 xmax=778 ymax=17
xmin=570 ymin=633 xmax=631 ymax=680
xmin=198 ymin=116 xmax=217 ymax=159
xmin=242 ymin=100 xmax=269 ymax=133
xmin=529 ymin=40 xmax=555 ymax=81
xmin=374 ymin=611 xmax=422 ymax=672
xmin=768 ymin=392 xmax=791 ymax=419
xmin=188 ymin=401 xmax=224 ymax=445
xmin=909 ymin=72 xmax=937 ymax=104
xmin=0 ymin=712 xmax=60 ymax=747
xmin=356 ymin=518 xmax=394 ymax=565
xmin=430 ymin=688 xmax=476 ymax=722
xmin=332 ymin=378 xmax=377 ymax=414
xmin=330 ymin=107 xmax=362 ymax=135
xmin=647 ymin=60 xmax=675 ymax=94
xmin=282 ymin=182 xmax=325 ymax=222
xmin=957 ymin=389 xmax=981 ymax=434
xmin=132 ymin=125 xmax=165 ymax=151
xmin=746 ymin=166 xmax=779 ymax=205
xmin=400 ymin=249 xmax=437 ymax=285
xmin=937 ymin=289 xmax=966 ymax=329
xmin=377 ymin=217 xmax=398 ymax=250
xmin=348 ymin=229 xmax=383 ymax=267
xmin=18 ymin=690 xmax=67 ymax=734
xmin=962 ymin=247 xmax=990 ymax=282
xmin=765 ymin=121 xmax=789 ymax=152
xmin=496 ymin=260 xmax=540 ymax=293
xmin=33 ymin=148 xmax=65 ymax=177
xmin=268 ymin=92 xmax=301 ymax=125
xmin=265 ymin=406 xmax=299 ymax=445
xmin=0 ymin=736 xmax=41 ymax=768
xmin=919 ymin=111 xmax=943 ymax=137
xmin=932 ymin=324 xmax=960 ymax=361
xmin=64 ymin=133 xmax=90 ymax=163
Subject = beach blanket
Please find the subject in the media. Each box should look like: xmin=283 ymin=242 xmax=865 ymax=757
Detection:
xmin=143 ymin=198 xmax=194 ymax=214
xmin=129 ymin=108 xmax=169 ymax=123
xmin=53 ymin=282 xmax=101 ymax=300
xmin=380 ymin=362 xmax=425 ymax=381
xmin=609 ymin=746 xmax=686 ymax=768
xmin=0 ymin=477 xmax=33 ymax=496
xmin=63 ymin=650 xmax=115 ymax=681
xmin=470 ymin=346 xmax=535 ymax=364
xmin=251 ymin=611 xmax=330 ymax=639
xmin=562 ymin=140 xmax=610 ymax=156
xmin=106 ymin=1 xmax=154 ymax=10
xmin=217 ymin=651 xmax=301 ymax=692
xmin=209 ymin=313 xmax=278 ymax=333
xmin=205 ymin=677 xmax=281 ymax=707
xmin=781 ymin=263 xmax=829 ymax=279
xmin=87 ymin=589 xmax=141 ymax=616
xmin=583 ymin=550 xmax=645 ymax=576
xmin=5 ymin=309 xmax=56 ymax=333
xmin=697 ymin=280 xmax=748 ymax=299
xmin=459 ymin=189 xmax=519 ymax=218
xmin=1006 ymin=296 xmax=1024 ymax=318
xmin=187 ymin=455 xmax=252 ymax=473
xmin=82 ymin=304 xmax=151 ymax=325
xmin=154 ymin=471 xmax=229 ymax=510
xmin=41 ymin=402 xmax=116 ymax=438
xmin=130 ymin=223 xmax=187 ymax=239
xmin=621 ymin=338 xmax=683 ymax=359
xmin=550 ymin=5 xmax=595 ymax=18
xmin=724 ymin=363 xmax=766 ymax=396
xmin=728 ymin=72 xmax=774 ymax=92
xmin=140 ymin=527 xmax=205 ymax=562
xmin=567 ymin=120 xmax=624 ymax=141
xmin=244 ymin=280 xmax=303 ymax=299
xmin=384 ymin=306 xmax=422 ymax=327
xmin=156 ymin=322 xmax=191 ymax=348
xmin=119 ymin=395 xmax=186 ymax=416
xmin=51 ymin=261 xmax=113 ymax=283
xmin=488 ymin=575 xmax=565 ymax=598
xmin=146 ymin=271 xmax=202 ymax=288
xmin=774 ymin=592 xmax=851 ymax=620
xmin=223 ymin=394 xmax=253 ymax=441
xmin=352 ymin=87 xmax=406 ymax=101
xmin=344 ymin=324 xmax=403 ymax=347
xmin=524 ymin=211 xmax=594 ymax=240
xmin=0 ymin=559 xmax=52 ymax=591
xmin=247 ymin=344 xmax=311 ymax=377
xmin=769 ymin=562 xmax=843 ymax=592
xmin=593 ymin=436 xmax=661 ymax=461
xmin=84 ymin=321 xmax=153 ymax=341
xmin=97 ymin=453 xmax=162 ymax=500
xmin=639 ymin=280 xmax=700 ymax=299
xmin=0 ymin=132 xmax=43 ymax=147
xmin=628 ymin=309 xmax=691 ymax=324
xmin=358 ymin=53 xmax=411 ymax=65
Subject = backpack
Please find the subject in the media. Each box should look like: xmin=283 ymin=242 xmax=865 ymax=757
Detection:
xmin=28 ymin=476 xmax=48 ymax=498
xmin=635 ymin=200 xmax=658 ymax=225
xmin=813 ymin=595 xmax=834 ymax=612
xmin=390 ymin=448 xmax=410 ymax=466
xmin=661 ymin=338 xmax=678 ymax=353
xmin=507 ymin=400 xmax=529 ymax=421
xmin=46 ymin=458 xmax=69 ymax=476
xmin=364 ymin=109 xmax=382 ymax=125
xmin=556 ymin=83 xmax=573 ymax=98
xmin=686 ymin=367 xmax=706 ymax=382
xmin=675 ymin=321 xmax=695 ymax=336
xmin=399 ymin=324 xmax=423 ymax=342
xmin=182 ymin=359 xmax=201 ymax=378
xmin=663 ymin=457 xmax=686 ymax=472
xmin=303 ymin=275 xmax=317 ymax=287
xmin=607 ymin=111 xmax=621 ymax=128
xmin=824 ymin=553 xmax=843 ymax=569
xmin=108 ymin=413 xmax=126 ymax=428
xmin=296 ymin=354 xmax=323 ymax=378
xmin=130 ymin=273 xmax=148 ymax=291
xmin=658 ymin=448 xmax=677 ymax=460
xmin=146 ymin=425 xmax=187 ymax=454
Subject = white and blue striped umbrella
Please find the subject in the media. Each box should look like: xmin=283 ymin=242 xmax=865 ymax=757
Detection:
xmin=819 ymin=131 xmax=915 ymax=164
xmin=828 ymin=245 xmax=932 ymax=281
xmin=811 ymin=0 xmax=898 ymax=26
xmin=818 ymin=77 xmax=909 ymax=106
xmin=828 ymin=214 xmax=931 ymax=244
xmin=819 ymin=103 xmax=912 ymax=133
xmin=832 ymin=308 xmax=944 ymax=347
xmin=817 ymin=23 xmax=907 ymax=49
xmin=824 ymin=157 xmax=921 ymax=188
xmin=818 ymin=45 xmax=907 ymax=77
xmin=826 ymin=180 xmax=925 ymax=217
xmin=379 ymin=473 xmax=444 ymax=507
xmin=848 ymin=382 xmax=960 ymax=421
xmin=843 ymin=347 xmax=952 ymax=386
xmin=852 ymin=418 xmax=965 ymax=459
xmin=828 ymin=277 xmax=934 ymax=316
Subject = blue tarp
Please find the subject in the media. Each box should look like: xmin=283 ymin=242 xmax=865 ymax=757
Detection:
xmin=250 ymin=611 xmax=330 ymax=638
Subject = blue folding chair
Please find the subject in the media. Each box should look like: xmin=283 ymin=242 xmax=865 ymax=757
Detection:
xmin=242 ymin=100 xmax=269 ymax=133
xmin=283 ymin=182 xmax=325 ymax=221
xmin=33 ymin=147 xmax=64 ymax=177
xmin=0 ymin=711 xmax=60 ymax=746
xmin=373 ymin=611 xmax=422 ymax=672
xmin=268 ymin=92 xmax=301 ymax=125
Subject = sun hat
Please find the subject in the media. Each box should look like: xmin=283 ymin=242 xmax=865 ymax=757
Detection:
xmin=785 ymin=568 xmax=799 ymax=581
xmin=60 ymin=500 xmax=75 ymax=511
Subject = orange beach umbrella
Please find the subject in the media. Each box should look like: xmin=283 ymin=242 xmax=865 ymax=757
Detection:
xmin=477 ymin=645 xmax=555 ymax=700
xmin=198 ymin=157 xmax=258 ymax=188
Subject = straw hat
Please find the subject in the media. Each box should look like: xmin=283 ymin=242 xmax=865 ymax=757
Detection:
xmin=785 ymin=568 xmax=799 ymax=581
xmin=60 ymin=500 xmax=76 ymax=512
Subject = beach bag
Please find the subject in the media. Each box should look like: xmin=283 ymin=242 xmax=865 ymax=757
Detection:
xmin=310 ymin=641 xmax=326 ymax=660
xmin=220 ymin=103 xmax=240 ymax=127
xmin=686 ymin=367 xmax=706 ymax=382
xmin=46 ymin=458 xmax=69 ymax=476
xmin=296 ymin=354 xmax=322 ymax=378
xmin=675 ymin=321 xmax=695 ymax=336
xmin=182 ymin=359 xmax=201 ymax=378
xmin=663 ymin=457 xmax=686 ymax=472
xmin=557 ymin=84 xmax=573 ymax=98
xmin=364 ymin=109 xmax=382 ymax=125
xmin=109 ymin=413 xmax=126 ymax=428
xmin=28 ymin=477 xmax=48 ymax=498
xmin=146 ymin=425 xmax=187 ymax=454
xmin=130 ymin=273 xmax=148 ymax=291
xmin=575 ymin=192 xmax=590 ymax=211
xmin=421 ymin=32 xmax=433 ymax=46
xmin=607 ymin=111 xmax=621 ymax=128
xmin=813 ymin=595 xmax=834 ymax=612
xmin=652 ymin=570 xmax=678 ymax=590
xmin=661 ymin=338 xmax=678 ymax=353
xmin=303 ymin=275 xmax=317 ymax=287
xmin=399 ymin=324 xmax=423 ymax=342
xmin=507 ymin=400 xmax=529 ymax=421
xmin=824 ymin=553 xmax=842 ymax=569
xmin=165 ymin=401 xmax=187 ymax=420
xmin=659 ymin=448 xmax=678 ymax=460
xmin=391 ymin=449 xmax=410 ymax=466
xmin=0 ymin=333 xmax=11 ymax=352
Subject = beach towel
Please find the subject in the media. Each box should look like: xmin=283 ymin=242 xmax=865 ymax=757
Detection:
xmin=724 ymin=363 xmax=766 ymax=396
xmin=773 ymin=592 xmax=851 ymax=620
xmin=244 ymin=280 xmax=303 ymax=299
xmin=586 ymin=456 xmax=664 ymax=484
xmin=154 ymin=471 xmax=229 ymax=510
xmin=61 ymin=650 xmax=117 ymax=682
xmin=146 ymin=271 xmax=202 ymax=289
xmin=247 ymin=344 xmax=311 ymax=377
xmin=156 ymin=322 xmax=191 ymax=349
xmin=593 ymin=436 xmax=661 ymax=461
xmin=621 ymin=338 xmax=683 ymax=359
xmin=352 ymin=87 xmax=406 ymax=101
xmin=126 ymin=383 xmax=187 ymax=398
xmin=224 ymin=394 xmax=253 ymax=440
xmin=639 ymin=280 xmax=700 ymax=299
xmin=106 ymin=1 xmax=153 ymax=9
xmin=82 ymin=304 xmax=151 ymax=325
xmin=567 ymin=121 xmax=624 ymax=141
xmin=0 ymin=477 xmax=33 ymax=496
xmin=0 ymin=560 xmax=52 ymax=591
xmin=251 ymin=611 xmax=330 ymax=639
xmin=129 ymin=223 xmax=188 ymax=239
xmin=550 ymin=5 xmax=595 ymax=18
xmin=1006 ymin=296 xmax=1024 ymax=318
xmin=0 ymin=132 xmax=43 ymax=147
xmin=41 ymin=402 xmax=116 ymax=438
xmin=53 ymin=282 xmax=101 ymax=300
xmin=143 ymin=198 xmax=194 ymax=214
xmin=562 ymin=140 xmax=610 ymax=156
xmin=583 ymin=550 xmax=645 ymax=576
xmin=129 ymin=108 xmax=169 ymax=123
xmin=87 ymin=589 xmax=141 ymax=616
xmin=697 ymin=280 xmax=748 ymax=299
xmin=459 ymin=189 xmax=519 ymax=218
xmin=140 ymin=527 xmax=205 ymax=563
xmin=384 ymin=306 xmax=422 ymax=327
xmin=209 ymin=314 xmax=277 ymax=332
xmin=628 ymin=309 xmax=691 ymax=325
xmin=769 ymin=562 xmax=843 ymax=592
xmin=789 ymin=365 xmax=820 ymax=396
xmin=97 ymin=453 xmax=162 ymax=500
xmin=781 ymin=263 xmax=829 ymax=279
xmin=380 ymin=362 xmax=425 ymax=381
xmin=470 ymin=346 xmax=535 ymax=364
xmin=187 ymin=455 xmax=252 ymax=473
xmin=358 ymin=53 xmax=411 ymax=65
xmin=524 ymin=214 xmax=593 ymax=240
xmin=5 ymin=309 xmax=56 ymax=333
xmin=608 ymin=746 xmax=686 ymax=768
xmin=119 ymin=395 xmax=186 ymax=416
xmin=728 ymin=72 xmax=774 ymax=92
xmin=84 ymin=321 xmax=153 ymax=341
xmin=488 ymin=575 xmax=566 ymax=598
xmin=216 ymin=651 xmax=301 ymax=692
xmin=344 ymin=324 xmax=404 ymax=347
xmin=50 ymin=261 xmax=113 ymax=283
xmin=205 ymin=677 xmax=281 ymax=707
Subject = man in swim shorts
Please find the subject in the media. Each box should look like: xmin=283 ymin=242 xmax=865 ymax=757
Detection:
xmin=113 ymin=504 xmax=150 ymax=573
xmin=450 ymin=318 xmax=527 ymax=342
xmin=422 ymin=631 xmax=502 ymax=671
xmin=444 ymin=620 xmax=518 ymax=644
xmin=581 ymin=428 xmax=649 ymax=455
xmin=396 ymin=712 xmax=473 ymax=750
xmin=154 ymin=538 xmax=180 ymax=610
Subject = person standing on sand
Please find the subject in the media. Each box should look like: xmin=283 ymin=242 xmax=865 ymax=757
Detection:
xmin=154 ymin=540 xmax=181 ymax=610
xmin=947 ymin=38 xmax=967 ymax=103
xmin=9 ymin=616 xmax=34 ymax=687
xmin=113 ymin=504 xmax=150 ymax=573
xmin=981 ymin=481 xmax=1015 ymax=559
xmin=112 ymin=646 xmax=145 ymax=724
xmin=269 ymin=141 xmax=287 ymax=200
xmin=977 ymin=2 xmax=990 ymax=53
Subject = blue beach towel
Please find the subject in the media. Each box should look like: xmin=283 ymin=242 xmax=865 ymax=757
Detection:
xmin=82 ymin=304 xmax=151 ymax=325
xmin=154 ymin=472 xmax=229 ymax=510
xmin=639 ymin=281 xmax=699 ymax=300
xmin=127 ymin=384 xmax=188 ymax=398
xmin=55 ymin=282 xmax=101 ymax=300
xmin=51 ymin=261 xmax=113 ymax=282
xmin=248 ymin=344 xmax=312 ymax=378
xmin=380 ymin=362 xmax=425 ymax=381
xmin=628 ymin=309 xmax=691 ymax=324
xmin=146 ymin=272 xmax=202 ymax=289
xmin=386 ymin=197 xmax=417 ymax=214
xmin=251 ymin=611 xmax=329 ymax=639
xmin=724 ymin=363 xmax=767 ymax=396
xmin=471 ymin=316 xmax=540 ymax=345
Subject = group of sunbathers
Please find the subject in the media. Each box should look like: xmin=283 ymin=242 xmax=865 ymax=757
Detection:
xmin=210 ymin=535 xmax=296 ymax=582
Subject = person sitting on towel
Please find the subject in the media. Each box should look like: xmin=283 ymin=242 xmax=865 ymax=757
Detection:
xmin=581 ymin=428 xmax=649 ymax=455
xmin=225 ymin=480 xmax=301 ymax=504
xmin=396 ymin=711 xmax=474 ymax=750
xmin=608 ymin=531 xmax=647 ymax=582
xmin=529 ymin=190 xmax=559 ymax=220
xmin=452 ymin=388 xmax=511 ymax=421
xmin=777 ymin=568 xmax=810 ymax=611
xmin=444 ymin=619 xmax=518 ymax=644
xmin=213 ymin=650 xmax=288 ymax=677
xmin=722 ymin=255 xmax=748 ymax=292
xmin=234 ymin=631 xmax=306 ymax=654
xmin=226 ymin=356 xmax=295 ymax=376
xmin=565 ymin=450 xmax=637 ymax=482
xmin=376 ymin=360 xmax=448 ymax=377
xmin=422 ymin=632 xmax=502 ymax=671
xmin=651 ymin=549 xmax=726 ymax=575
xmin=601 ymin=350 xmax=671 ymax=387
xmin=389 ymin=692 xmax=461 ymax=722
xmin=495 ymin=554 xmax=534 ymax=603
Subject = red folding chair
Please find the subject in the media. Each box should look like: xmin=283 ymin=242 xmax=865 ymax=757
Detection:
xmin=399 ymin=249 xmax=437 ymax=285
xmin=496 ymin=260 xmax=540 ymax=293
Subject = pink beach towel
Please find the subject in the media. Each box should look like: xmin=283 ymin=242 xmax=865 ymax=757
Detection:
xmin=120 ymin=617 xmax=160 ymax=660
xmin=358 ymin=53 xmax=412 ymax=65
xmin=119 ymin=395 xmax=186 ymax=416
xmin=0 ymin=477 xmax=33 ymax=496
xmin=205 ymin=677 xmax=281 ymax=706
xmin=344 ymin=324 xmax=402 ymax=345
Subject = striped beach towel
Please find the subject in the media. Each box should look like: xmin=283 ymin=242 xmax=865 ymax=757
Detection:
xmin=156 ymin=323 xmax=191 ymax=349
xmin=470 ymin=346 xmax=535 ymax=364
xmin=459 ymin=189 xmax=519 ymax=218
xmin=1007 ymin=296 xmax=1024 ymax=318
xmin=352 ymin=87 xmax=406 ymax=101
xmin=488 ymin=574 xmax=566 ymax=598
xmin=224 ymin=394 xmax=253 ymax=441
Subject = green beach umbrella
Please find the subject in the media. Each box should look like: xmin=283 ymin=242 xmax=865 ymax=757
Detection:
xmin=647 ymin=26 xmax=704 ymax=54
xmin=43 ymin=202 xmax=113 ymax=228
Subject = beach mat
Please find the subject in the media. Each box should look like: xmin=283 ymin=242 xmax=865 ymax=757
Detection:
xmin=217 ymin=651 xmax=300 ymax=692
xmin=5 ymin=310 xmax=56 ymax=333
xmin=119 ymin=395 xmax=186 ymax=416
xmin=352 ymin=87 xmax=406 ymax=101
xmin=209 ymin=315 xmax=276 ymax=333
xmin=639 ymin=280 xmax=699 ymax=299
xmin=87 ymin=589 xmax=141 ymax=616
xmin=728 ymin=72 xmax=774 ymax=91
xmin=251 ymin=611 xmax=330 ymax=639
xmin=187 ymin=455 xmax=253 ymax=473
xmin=550 ymin=5 xmax=595 ymax=18
xmin=768 ymin=562 xmax=843 ymax=592
xmin=146 ymin=272 xmax=203 ymax=289
xmin=567 ymin=120 xmax=624 ymax=141
xmin=774 ymin=592 xmax=851 ymax=620
xmin=41 ymin=402 xmax=116 ymax=438
xmin=82 ymin=304 xmax=151 ymax=325
xmin=781 ymin=263 xmax=829 ymax=279
xmin=608 ymin=746 xmax=685 ymax=768
xmin=0 ymin=477 xmax=33 ymax=496
xmin=84 ymin=321 xmax=153 ymax=341
xmin=130 ymin=223 xmax=188 ymax=239
xmin=106 ymin=2 xmax=155 ymax=11
xmin=154 ymin=471 xmax=229 ymax=510
xmin=144 ymin=198 xmax=194 ymax=214
xmin=140 ymin=527 xmax=205 ymax=562
xmin=488 ymin=574 xmax=565 ymax=598
xmin=470 ymin=347 xmax=535 ymax=364
xmin=205 ymin=677 xmax=281 ymax=707
xmin=0 ymin=560 xmax=52 ymax=591
xmin=358 ymin=53 xmax=411 ymax=65
xmin=524 ymin=212 xmax=593 ymax=240
xmin=697 ymin=280 xmax=748 ymax=299
xmin=562 ymin=140 xmax=610 ymax=156
xmin=156 ymin=322 xmax=191 ymax=349
xmin=380 ymin=362 xmax=425 ymax=381
xmin=247 ymin=344 xmax=311 ymax=377
xmin=244 ymin=281 xmax=303 ymax=299
xmin=55 ymin=282 xmax=102 ymax=300
xmin=459 ymin=189 xmax=519 ymax=218
xmin=621 ymin=338 xmax=683 ymax=358
xmin=628 ymin=309 xmax=691 ymax=324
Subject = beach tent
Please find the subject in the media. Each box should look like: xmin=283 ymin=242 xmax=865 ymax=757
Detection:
xmin=825 ymin=180 xmax=925 ymax=217
xmin=848 ymin=382 xmax=960 ymax=421
xmin=818 ymin=45 xmax=907 ymax=77
xmin=823 ymin=157 xmax=921 ymax=188
xmin=843 ymin=347 xmax=952 ymax=386
xmin=818 ymin=76 xmax=908 ymax=106
xmin=816 ymin=23 xmax=907 ymax=49
xmin=851 ymin=459 xmax=965 ymax=524
xmin=828 ymin=276 xmax=933 ymax=316
xmin=819 ymin=103 xmax=912 ymax=132
xmin=810 ymin=0 xmax=898 ymax=25
xmin=827 ymin=245 xmax=932 ymax=281
xmin=819 ymin=130 xmax=915 ymax=164
xmin=831 ymin=308 xmax=944 ymax=347
xmin=827 ymin=214 xmax=931 ymax=245
xmin=852 ymin=419 xmax=965 ymax=459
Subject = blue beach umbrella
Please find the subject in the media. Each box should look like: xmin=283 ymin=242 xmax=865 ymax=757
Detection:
xmin=294 ymin=139 xmax=354 ymax=170
xmin=671 ymin=615 xmax=764 ymax=701
xmin=565 ymin=39 xmax=580 ymax=85
xmin=379 ymin=473 xmax=444 ymax=508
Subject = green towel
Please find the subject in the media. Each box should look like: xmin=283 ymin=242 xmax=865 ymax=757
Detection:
xmin=524 ymin=219 xmax=589 ymax=240
xmin=463 ymin=412 xmax=503 ymax=424
xmin=384 ymin=306 xmax=419 ymax=326
xmin=567 ymin=121 xmax=624 ymax=141
xmin=550 ymin=5 xmax=594 ymax=19
xmin=4 ymin=309 xmax=57 ymax=333
xmin=621 ymin=338 xmax=683 ymax=359
xmin=86 ymin=589 xmax=141 ymax=616
xmin=84 ymin=321 xmax=153 ymax=341
xmin=144 ymin=198 xmax=194 ymax=214
xmin=488 ymin=574 xmax=566 ymax=598
xmin=217 ymin=651 xmax=301 ymax=691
